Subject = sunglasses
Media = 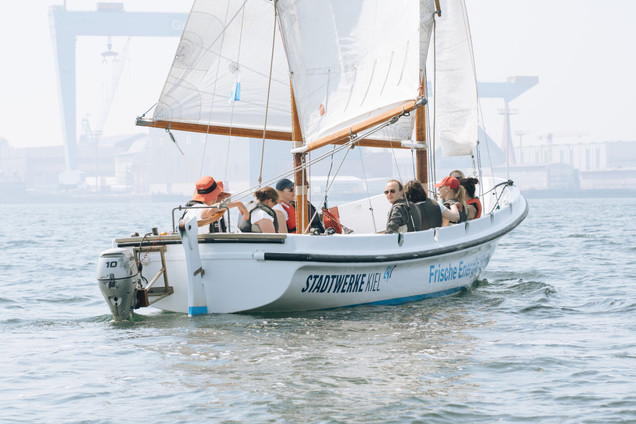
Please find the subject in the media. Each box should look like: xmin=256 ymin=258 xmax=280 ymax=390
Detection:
xmin=282 ymin=188 xmax=294 ymax=192
xmin=384 ymin=189 xmax=397 ymax=195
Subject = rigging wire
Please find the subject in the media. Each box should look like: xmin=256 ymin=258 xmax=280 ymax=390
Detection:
xmin=166 ymin=128 xmax=198 ymax=174
xmin=226 ymin=106 xmax=421 ymax=204
xmin=138 ymin=103 xmax=156 ymax=119
xmin=257 ymin=5 xmax=279 ymax=187
xmin=460 ymin=0 xmax=487 ymax=203
xmin=430 ymin=11 xmax=439 ymax=199
xmin=356 ymin=144 xmax=379 ymax=233
xmin=222 ymin=2 xmax=246 ymax=180
xmin=302 ymin=141 xmax=355 ymax=234
xmin=201 ymin=1 xmax=243 ymax=178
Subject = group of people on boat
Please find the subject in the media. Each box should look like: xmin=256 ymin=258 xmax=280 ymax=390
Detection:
xmin=181 ymin=176 xmax=324 ymax=235
xmin=383 ymin=170 xmax=482 ymax=235
xmin=181 ymin=170 xmax=481 ymax=236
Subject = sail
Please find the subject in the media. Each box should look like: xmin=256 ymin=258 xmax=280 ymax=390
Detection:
xmin=276 ymin=0 xmax=437 ymax=147
xmin=434 ymin=0 xmax=479 ymax=156
xmin=152 ymin=0 xmax=291 ymax=135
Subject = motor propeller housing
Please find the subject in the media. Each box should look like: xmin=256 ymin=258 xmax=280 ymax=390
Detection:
xmin=97 ymin=248 xmax=141 ymax=321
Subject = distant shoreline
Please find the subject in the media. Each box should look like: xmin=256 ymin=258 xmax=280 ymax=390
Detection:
xmin=3 ymin=189 xmax=636 ymax=205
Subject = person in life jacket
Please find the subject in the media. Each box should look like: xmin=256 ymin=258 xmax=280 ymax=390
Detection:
xmin=384 ymin=179 xmax=422 ymax=234
xmin=180 ymin=176 xmax=249 ymax=234
xmin=273 ymin=178 xmax=296 ymax=233
xmin=288 ymin=180 xmax=325 ymax=234
xmin=435 ymin=176 xmax=468 ymax=226
xmin=459 ymin=177 xmax=482 ymax=220
xmin=238 ymin=187 xmax=282 ymax=233
xmin=404 ymin=180 xmax=461 ymax=230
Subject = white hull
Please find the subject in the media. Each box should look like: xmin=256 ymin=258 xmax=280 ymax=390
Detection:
xmin=107 ymin=183 xmax=527 ymax=315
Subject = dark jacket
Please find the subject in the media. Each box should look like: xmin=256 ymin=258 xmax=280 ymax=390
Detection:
xmin=386 ymin=198 xmax=422 ymax=234
xmin=416 ymin=198 xmax=443 ymax=230
xmin=290 ymin=200 xmax=325 ymax=234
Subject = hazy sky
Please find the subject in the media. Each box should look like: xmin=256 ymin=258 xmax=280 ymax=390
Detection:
xmin=1 ymin=0 xmax=635 ymax=150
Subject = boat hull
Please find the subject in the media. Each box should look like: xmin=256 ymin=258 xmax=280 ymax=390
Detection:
xmin=108 ymin=183 xmax=526 ymax=315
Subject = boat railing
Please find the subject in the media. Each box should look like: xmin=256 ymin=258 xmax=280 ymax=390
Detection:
xmin=171 ymin=204 xmax=231 ymax=232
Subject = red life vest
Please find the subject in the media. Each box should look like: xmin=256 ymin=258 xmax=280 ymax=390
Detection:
xmin=466 ymin=198 xmax=482 ymax=219
xmin=280 ymin=201 xmax=297 ymax=233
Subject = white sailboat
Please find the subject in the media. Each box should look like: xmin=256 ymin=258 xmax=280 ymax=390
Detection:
xmin=97 ymin=0 xmax=527 ymax=320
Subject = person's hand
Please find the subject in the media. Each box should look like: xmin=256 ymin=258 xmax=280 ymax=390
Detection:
xmin=455 ymin=202 xmax=463 ymax=212
xmin=238 ymin=203 xmax=250 ymax=220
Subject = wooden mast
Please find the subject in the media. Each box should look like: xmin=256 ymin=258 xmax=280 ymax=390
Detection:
xmin=415 ymin=71 xmax=428 ymax=185
xmin=291 ymin=84 xmax=309 ymax=234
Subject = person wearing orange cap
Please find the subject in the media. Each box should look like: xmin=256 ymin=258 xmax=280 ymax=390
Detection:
xmin=435 ymin=176 xmax=468 ymax=226
xmin=181 ymin=176 xmax=249 ymax=234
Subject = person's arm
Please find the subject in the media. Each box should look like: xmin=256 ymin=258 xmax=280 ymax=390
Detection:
xmin=274 ymin=210 xmax=288 ymax=233
xmin=385 ymin=205 xmax=405 ymax=234
xmin=254 ymin=218 xmax=276 ymax=233
xmin=200 ymin=206 xmax=222 ymax=220
xmin=467 ymin=204 xmax=477 ymax=220
xmin=225 ymin=200 xmax=250 ymax=221
xmin=440 ymin=203 xmax=460 ymax=224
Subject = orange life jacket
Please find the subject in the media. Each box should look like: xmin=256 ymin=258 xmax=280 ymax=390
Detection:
xmin=466 ymin=198 xmax=482 ymax=219
xmin=280 ymin=201 xmax=297 ymax=233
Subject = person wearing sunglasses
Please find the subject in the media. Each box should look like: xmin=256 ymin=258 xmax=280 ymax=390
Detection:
xmin=384 ymin=179 xmax=421 ymax=234
xmin=274 ymin=178 xmax=296 ymax=233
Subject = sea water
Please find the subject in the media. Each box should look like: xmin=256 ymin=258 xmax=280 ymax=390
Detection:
xmin=1 ymin=198 xmax=635 ymax=423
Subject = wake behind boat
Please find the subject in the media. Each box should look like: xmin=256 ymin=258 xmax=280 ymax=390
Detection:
xmin=97 ymin=0 xmax=528 ymax=320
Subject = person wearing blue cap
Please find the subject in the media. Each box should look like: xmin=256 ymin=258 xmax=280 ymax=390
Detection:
xmin=274 ymin=178 xmax=297 ymax=233
xmin=276 ymin=178 xmax=324 ymax=234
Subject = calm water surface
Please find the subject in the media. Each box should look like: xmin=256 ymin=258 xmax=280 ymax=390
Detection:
xmin=1 ymin=198 xmax=635 ymax=423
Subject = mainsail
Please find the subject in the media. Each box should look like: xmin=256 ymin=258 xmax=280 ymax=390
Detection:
xmin=277 ymin=0 xmax=437 ymax=150
xmin=147 ymin=0 xmax=292 ymax=139
xmin=140 ymin=0 xmax=440 ymax=150
xmin=432 ymin=0 xmax=479 ymax=156
xmin=140 ymin=0 xmax=475 ymax=158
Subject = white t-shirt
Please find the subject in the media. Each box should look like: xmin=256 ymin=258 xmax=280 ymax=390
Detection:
xmin=251 ymin=208 xmax=274 ymax=224
xmin=273 ymin=203 xmax=288 ymax=220
xmin=182 ymin=207 xmax=210 ymax=235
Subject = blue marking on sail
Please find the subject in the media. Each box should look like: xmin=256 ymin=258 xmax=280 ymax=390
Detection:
xmin=229 ymin=70 xmax=241 ymax=103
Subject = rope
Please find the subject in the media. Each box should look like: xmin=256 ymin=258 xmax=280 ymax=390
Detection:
xmin=201 ymin=1 xmax=245 ymax=178
xmin=356 ymin=144 xmax=378 ymax=233
xmin=166 ymin=128 xmax=197 ymax=174
xmin=430 ymin=11 xmax=439 ymax=199
xmin=257 ymin=5 xmax=279 ymax=187
xmin=226 ymin=104 xmax=422 ymax=204
xmin=222 ymin=3 xmax=246 ymax=180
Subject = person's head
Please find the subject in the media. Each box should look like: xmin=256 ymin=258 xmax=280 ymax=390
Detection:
xmin=384 ymin=179 xmax=404 ymax=204
xmin=404 ymin=180 xmax=427 ymax=203
xmin=449 ymin=169 xmax=465 ymax=180
xmin=254 ymin=186 xmax=279 ymax=208
xmin=275 ymin=178 xmax=295 ymax=203
xmin=435 ymin=176 xmax=461 ymax=201
xmin=192 ymin=176 xmax=228 ymax=205
xmin=459 ymin=177 xmax=479 ymax=198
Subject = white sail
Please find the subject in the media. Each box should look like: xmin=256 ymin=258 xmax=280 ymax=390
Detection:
xmin=153 ymin=0 xmax=291 ymax=133
xmin=276 ymin=0 xmax=437 ymax=145
xmin=434 ymin=0 xmax=479 ymax=156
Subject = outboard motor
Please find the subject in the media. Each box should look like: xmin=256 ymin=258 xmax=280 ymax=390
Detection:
xmin=97 ymin=248 xmax=142 ymax=321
